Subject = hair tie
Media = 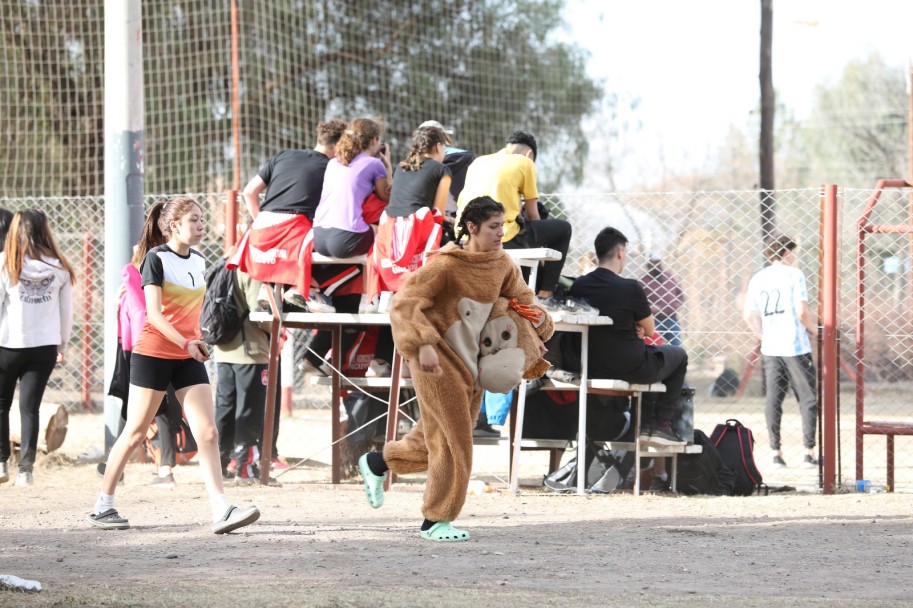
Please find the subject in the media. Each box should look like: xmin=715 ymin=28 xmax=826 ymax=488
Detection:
xmin=345 ymin=129 xmax=355 ymax=136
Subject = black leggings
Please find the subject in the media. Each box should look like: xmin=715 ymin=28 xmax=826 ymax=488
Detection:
xmin=0 ymin=345 xmax=58 ymax=472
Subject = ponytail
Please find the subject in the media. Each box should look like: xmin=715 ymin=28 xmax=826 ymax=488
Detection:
xmin=136 ymin=201 xmax=167 ymax=262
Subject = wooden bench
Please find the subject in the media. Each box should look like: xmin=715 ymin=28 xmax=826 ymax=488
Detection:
xmin=252 ymin=247 xmax=562 ymax=486
xmin=511 ymin=376 xmax=701 ymax=496
xmin=859 ymin=420 xmax=913 ymax=492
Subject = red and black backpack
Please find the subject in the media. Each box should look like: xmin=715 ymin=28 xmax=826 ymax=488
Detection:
xmin=710 ymin=419 xmax=764 ymax=496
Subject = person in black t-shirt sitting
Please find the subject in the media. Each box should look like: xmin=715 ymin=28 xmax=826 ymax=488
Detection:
xmin=569 ymin=226 xmax=688 ymax=447
xmin=233 ymin=119 xmax=349 ymax=313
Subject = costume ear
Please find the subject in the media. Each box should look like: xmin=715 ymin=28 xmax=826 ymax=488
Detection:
xmin=523 ymin=358 xmax=551 ymax=380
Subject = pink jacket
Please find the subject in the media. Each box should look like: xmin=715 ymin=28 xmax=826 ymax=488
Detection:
xmin=118 ymin=263 xmax=146 ymax=351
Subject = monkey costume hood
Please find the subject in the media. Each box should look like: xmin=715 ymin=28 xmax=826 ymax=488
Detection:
xmin=384 ymin=243 xmax=553 ymax=523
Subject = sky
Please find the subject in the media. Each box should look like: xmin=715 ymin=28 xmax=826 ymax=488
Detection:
xmin=561 ymin=0 xmax=913 ymax=190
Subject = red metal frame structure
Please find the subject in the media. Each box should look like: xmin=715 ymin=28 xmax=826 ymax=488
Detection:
xmin=819 ymin=185 xmax=839 ymax=494
xmin=855 ymin=179 xmax=913 ymax=492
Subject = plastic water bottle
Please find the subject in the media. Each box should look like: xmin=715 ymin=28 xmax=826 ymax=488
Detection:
xmin=868 ymin=481 xmax=886 ymax=494
xmin=856 ymin=479 xmax=887 ymax=493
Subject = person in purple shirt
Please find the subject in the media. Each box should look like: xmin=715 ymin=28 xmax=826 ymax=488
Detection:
xmin=312 ymin=117 xmax=392 ymax=259
xmin=640 ymin=254 xmax=685 ymax=347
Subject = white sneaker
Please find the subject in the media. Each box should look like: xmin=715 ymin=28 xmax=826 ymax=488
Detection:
xmin=15 ymin=471 xmax=33 ymax=486
xmin=211 ymin=504 xmax=260 ymax=534
xmin=298 ymin=359 xmax=330 ymax=376
xmin=365 ymin=359 xmax=392 ymax=378
xmin=305 ymin=288 xmax=336 ymax=313
xmin=359 ymin=294 xmax=380 ymax=314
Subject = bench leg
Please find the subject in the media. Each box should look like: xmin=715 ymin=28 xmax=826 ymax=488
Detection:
xmin=632 ymin=393 xmax=642 ymax=496
xmin=331 ymin=327 xmax=342 ymax=484
xmin=383 ymin=350 xmax=404 ymax=491
xmin=258 ymin=283 xmax=283 ymax=486
xmin=887 ymin=434 xmax=895 ymax=493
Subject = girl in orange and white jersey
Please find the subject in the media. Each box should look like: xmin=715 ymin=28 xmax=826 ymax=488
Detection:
xmin=90 ymin=197 xmax=260 ymax=534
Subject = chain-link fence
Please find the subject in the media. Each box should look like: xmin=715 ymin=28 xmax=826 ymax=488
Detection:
xmin=4 ymin=186 xmax=913 ymax=490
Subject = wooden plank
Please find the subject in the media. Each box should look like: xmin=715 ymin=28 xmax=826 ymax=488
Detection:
xmin=534 ymin=378 xmax=666 ymax=393
xmin=518 ymin=438 xmax=701 ymax=455
xmin=504 ymin=247 xmax=563 ymax=263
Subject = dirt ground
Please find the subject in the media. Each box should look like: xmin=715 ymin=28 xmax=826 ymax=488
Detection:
xmin=1 ymin=407 xmax=912 ymax=608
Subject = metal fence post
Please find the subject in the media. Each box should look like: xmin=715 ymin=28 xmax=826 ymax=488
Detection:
xmin=820 ymin=185 xmax=839 ymax=493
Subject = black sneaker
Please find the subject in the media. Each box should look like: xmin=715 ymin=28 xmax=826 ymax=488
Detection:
xmin=772 ymin=455 xmax=787 ymax=468
xmin=535 ymin=295 xmax=564 ymax=313
xmin=801 ymin=454 xmax=819 ymax=468
xmin=472 ymin=423 xmax=501 ymax=438
xmin=561 ymin=296 xmax=599 ymax=317
xmin=643 ymin=420 xmax=685 ymax=446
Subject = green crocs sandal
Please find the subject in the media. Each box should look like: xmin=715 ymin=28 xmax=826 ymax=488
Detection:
xmin=358 ymin=453 xmax=385 ymax=509
xmin=420 ymin=521 xmax=470 ymax=542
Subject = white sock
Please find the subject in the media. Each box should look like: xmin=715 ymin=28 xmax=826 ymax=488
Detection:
xmin=210 ymin=493 xmax=230 ymax=522
xmin=158 ymin=466 xmax=172 ymax=478
xmin=94 ymin=493 xmax=115 ymax=515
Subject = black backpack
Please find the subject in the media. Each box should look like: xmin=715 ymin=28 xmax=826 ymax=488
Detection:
xmin=710 ymin=419 xmax=765 ymax=496
xmin=544 ymin=440 xmax=633 ymax=494
xmin=199 ymin=261 xmax=246 ymax=345
xmin=676 ymin=429 xmax=736 ymax=496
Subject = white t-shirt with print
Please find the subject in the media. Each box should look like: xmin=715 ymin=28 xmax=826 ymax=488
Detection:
xmin=744 ymin=263 xmax=811 ymax=357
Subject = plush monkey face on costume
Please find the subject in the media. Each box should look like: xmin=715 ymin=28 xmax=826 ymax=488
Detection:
xmin=477 ymin=297 xmax=554 ymax=393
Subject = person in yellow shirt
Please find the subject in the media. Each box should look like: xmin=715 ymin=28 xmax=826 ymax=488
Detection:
xmin=456 ymin=132 xmax=571 ymax=310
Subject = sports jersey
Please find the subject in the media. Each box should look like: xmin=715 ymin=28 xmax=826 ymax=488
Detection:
xmin=744 ymin=263 xmax=811 ymax=357
xmin=133 ymin=244 xmax=206 ymax=360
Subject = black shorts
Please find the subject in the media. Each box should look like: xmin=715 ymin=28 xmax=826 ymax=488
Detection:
xmin=130 ymin=353 xmax=210 ymax=392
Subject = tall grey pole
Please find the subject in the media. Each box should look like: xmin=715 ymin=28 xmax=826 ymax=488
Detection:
xmin=103 ymin=0 xmax=144 ymax=450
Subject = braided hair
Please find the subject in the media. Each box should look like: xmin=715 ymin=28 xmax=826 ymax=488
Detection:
xmin=456 ymin=196 xmax=504 ymax=244
xmin=399 ymin=125 xmax=448 ymax=172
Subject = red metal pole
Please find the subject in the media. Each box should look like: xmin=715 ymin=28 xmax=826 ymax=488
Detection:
xmin=855 ymin=208 xmax=866 ymax=483
xmin=820 ymin=185 xmax=839 ymax=494
xmin=81 ymin=233 xmax=94 ymax=411
xmin=225 ymin=0 xmax=241 ymax=256
xmin=230 ymin=0 xmax=241 ymax=192
xmin=224 ymin=190 xmax=238 ymax=255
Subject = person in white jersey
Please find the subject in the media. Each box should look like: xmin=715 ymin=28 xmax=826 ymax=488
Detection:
xmin=743 ymin=235 xmax=818 ymax=469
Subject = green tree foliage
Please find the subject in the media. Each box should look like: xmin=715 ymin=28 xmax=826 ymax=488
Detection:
xmin=0 ymin=1 xmax=104 ymax=197
xmin=237 ymin=0 xmax=602 ymax=192
xmin=0 ymin=0 xmax=601 ymax=196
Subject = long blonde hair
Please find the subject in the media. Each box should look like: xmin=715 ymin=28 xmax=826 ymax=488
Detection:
xmin=3 ymin=209 xmax=76 ymax=285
